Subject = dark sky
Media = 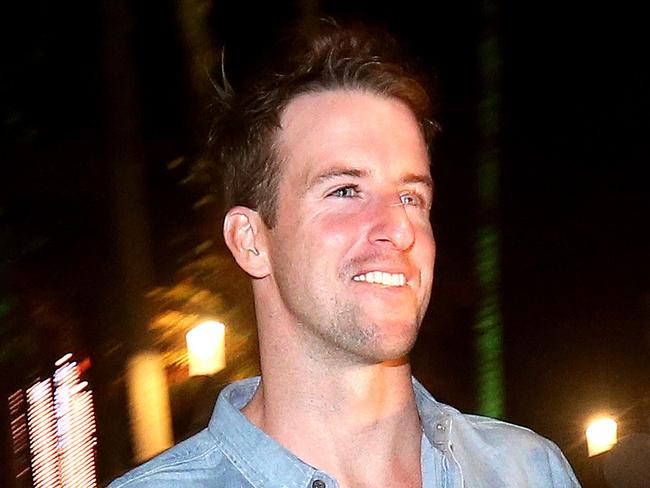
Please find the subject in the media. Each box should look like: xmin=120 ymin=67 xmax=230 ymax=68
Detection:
xmin=1 ymin=0 xmax=649 ymax=485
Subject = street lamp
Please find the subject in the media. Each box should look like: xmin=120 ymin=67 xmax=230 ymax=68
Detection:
xmin=586 ymin=416 xmax=618 ymax=457
xmin=186 ymin=320 xmax=226 ymax=376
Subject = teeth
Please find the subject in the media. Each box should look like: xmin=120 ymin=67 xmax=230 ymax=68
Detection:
xmin=352 ymin=271 xmax=406 ymax=287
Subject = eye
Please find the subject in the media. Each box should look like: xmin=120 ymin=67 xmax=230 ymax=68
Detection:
xmin=329 ymin=185 xmax=360 ymax=198
xmin=399 ymin=192 xmax=422 ymax=207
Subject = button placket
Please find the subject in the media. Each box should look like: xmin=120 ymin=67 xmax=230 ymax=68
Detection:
xmin=432 ymin=417 xmax=450 ymax=446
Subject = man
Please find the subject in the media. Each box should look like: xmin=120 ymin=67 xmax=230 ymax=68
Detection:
xmin=110 ymin=22 xmax=580 ymax=487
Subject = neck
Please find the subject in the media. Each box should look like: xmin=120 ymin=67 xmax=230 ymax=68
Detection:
xmin=243 ymin=342 xmax=422 ymax=487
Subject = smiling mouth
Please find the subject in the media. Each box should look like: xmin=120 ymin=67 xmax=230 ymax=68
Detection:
xmin=352 ymin=271 xmax=406 ymax=287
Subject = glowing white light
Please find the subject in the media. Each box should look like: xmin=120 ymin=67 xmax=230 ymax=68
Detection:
xmin=186 ymin=320 xmax=226 ymax=376
xmin=55 ymin=353 xmax=73 ymax=367
xmin=27 ymin=380 xmax=60 ymax=488
xmin=11 ymin=356 xmax=98 ymax=487
xmin=54 ymin=359 xmax=98 ymax=487
xmin=586 ymin=416 xmax=618 ymax=457
xmin=8 ymin=390 xmax=31 ymax=482
xmin=70 ymin=380 xmax=88 ymax=395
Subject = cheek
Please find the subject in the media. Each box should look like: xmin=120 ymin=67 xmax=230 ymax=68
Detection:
xmin=414 ymin=226 xmax=437 ymax=284
xmin=414 ymin=218 xmax=435 ymax=248
xmin=307 ymin=211 xmax=363 ymax=254
xmin=422 ymin=228 xmax=436 ymax=258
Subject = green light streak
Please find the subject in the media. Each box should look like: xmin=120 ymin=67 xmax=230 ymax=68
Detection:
xmin=474 ymin=0 xmax=505 ymax=418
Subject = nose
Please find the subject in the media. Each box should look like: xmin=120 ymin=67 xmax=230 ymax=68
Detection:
xmin=367 ymin=197 xmax=416 ymax=250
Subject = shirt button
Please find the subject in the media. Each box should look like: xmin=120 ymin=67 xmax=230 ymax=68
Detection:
xmin=312 ymin=480 xmax=326 ymax=488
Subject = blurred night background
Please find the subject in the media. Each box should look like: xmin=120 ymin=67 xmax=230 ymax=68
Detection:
xmin=1 ymin=1 xmax=648 ymax=486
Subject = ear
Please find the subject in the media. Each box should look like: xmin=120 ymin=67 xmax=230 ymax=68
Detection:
xmin=223 ymin=206 xmax=271 ymax=279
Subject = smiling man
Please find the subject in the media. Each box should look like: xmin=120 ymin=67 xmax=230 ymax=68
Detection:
xmin=110 ymin=21 xmax=580 ymax=488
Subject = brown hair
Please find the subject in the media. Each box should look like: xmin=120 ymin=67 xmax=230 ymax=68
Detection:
xmin=210 ymin=20 xmax=437 ymax=227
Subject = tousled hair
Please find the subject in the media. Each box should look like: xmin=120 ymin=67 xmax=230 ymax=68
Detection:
xmin=209 ymin=20 xmax=438 ymax=227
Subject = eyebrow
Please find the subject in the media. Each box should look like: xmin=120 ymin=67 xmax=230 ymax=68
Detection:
xmin=400 ymin=173 xmax=434 ymax=191
xmin=305 ymin=165 xmax=434 ymax=194
xmin=306 ymin=166 xmax=370 ymax=190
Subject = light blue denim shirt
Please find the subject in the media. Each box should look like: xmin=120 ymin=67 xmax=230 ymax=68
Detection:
xmin=109 ymin=376 xmax=580 ymax=487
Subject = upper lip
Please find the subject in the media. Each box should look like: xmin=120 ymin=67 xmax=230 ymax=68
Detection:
xmin=353 ymin=268 xmax=407 ymax=276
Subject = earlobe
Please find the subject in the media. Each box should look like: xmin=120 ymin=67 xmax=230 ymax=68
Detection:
xmin=223 ymin=207 xmax=270 ymax=278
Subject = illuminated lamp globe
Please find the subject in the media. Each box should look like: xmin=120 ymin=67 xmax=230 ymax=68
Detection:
xmin=186 ymin=321 xmax=226 ymax=376
xmin=586 ymin=416 xmax=618 ymax=457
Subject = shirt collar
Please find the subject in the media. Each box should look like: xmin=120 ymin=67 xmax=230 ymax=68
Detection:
xmin=208 ymin=376 xmax=318 ymax=488
xmin=207 ymin=376 xmax=452 ymax=488
xmin=412 ymin=377 xmax=455 ymax=451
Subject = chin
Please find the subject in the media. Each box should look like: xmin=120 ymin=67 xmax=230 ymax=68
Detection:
xmin=371 ymin=314 xmax=420 ymax=341
xmin=359 ymin=325 xmax=419 ymax=364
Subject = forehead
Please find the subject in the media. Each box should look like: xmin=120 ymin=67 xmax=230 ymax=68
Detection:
xmin=276 ymin=89 xmax=429 ymax=184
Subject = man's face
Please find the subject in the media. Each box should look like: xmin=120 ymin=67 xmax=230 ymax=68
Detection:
xmin=264 ymin=89 xmax=435 ymax=364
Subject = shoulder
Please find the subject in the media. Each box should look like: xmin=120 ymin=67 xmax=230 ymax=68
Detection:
xmin=448 ymin=412 xmax=580 ymax=486
xmin=413 ymin=380 xmax=579 ymax=487
xmin=107 ymin=429 xmax=233 ymax=487
xmin=415 ymin=381 xmax=560 ymax=457
xmin=462 ymin=413 xmax=558 ymax=447
xmin=461 ymin=412 xmax=566 ymax=457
